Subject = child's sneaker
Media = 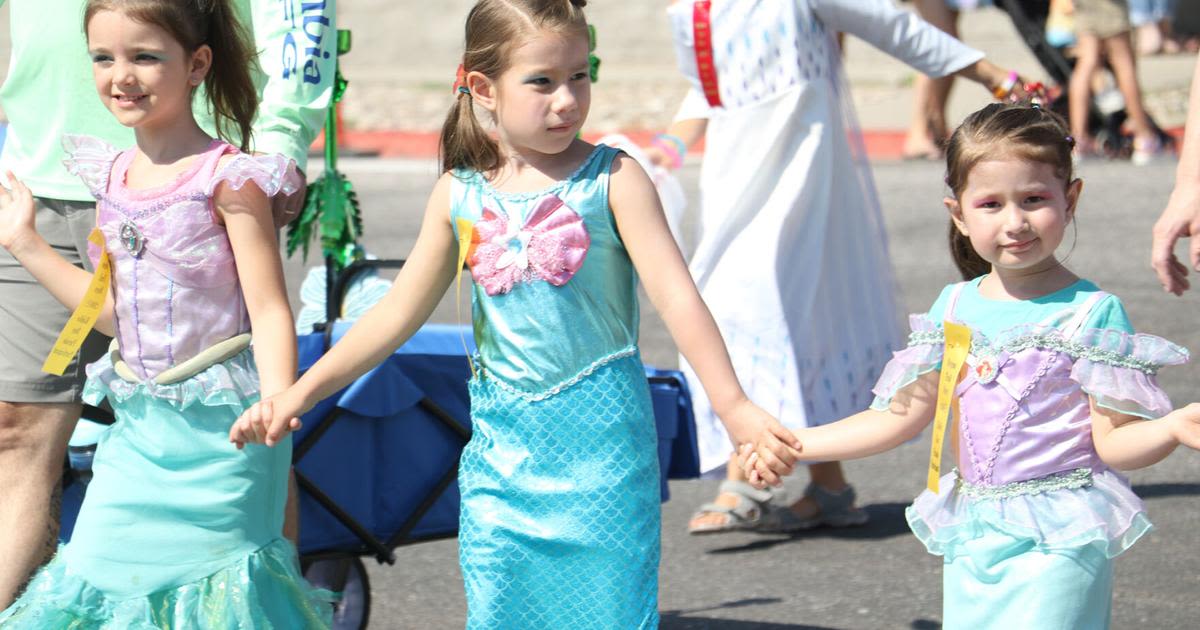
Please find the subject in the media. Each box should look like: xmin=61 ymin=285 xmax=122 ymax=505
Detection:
xmin=1132 ymin=135 xmax=1171 ymax=166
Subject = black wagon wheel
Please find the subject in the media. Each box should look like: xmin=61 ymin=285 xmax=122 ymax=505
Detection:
xmin=303 ymin=556 xmax=372 ymax=629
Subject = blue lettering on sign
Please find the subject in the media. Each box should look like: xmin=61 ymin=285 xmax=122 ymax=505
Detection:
xmin=278 ymin=0 xmax=331 ymax=84
xmin=281 ymin=33 xmax=298 ymax=79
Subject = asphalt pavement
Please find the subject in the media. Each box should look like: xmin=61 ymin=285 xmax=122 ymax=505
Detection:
xmin=283 ymin=154 xmax=1200 ymax=629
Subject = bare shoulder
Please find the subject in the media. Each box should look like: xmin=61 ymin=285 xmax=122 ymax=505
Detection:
xmin=609 ymin=152 xmax=656 ymax=211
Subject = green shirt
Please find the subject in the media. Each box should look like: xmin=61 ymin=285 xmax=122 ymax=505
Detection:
xmin=0 ymin=0 xmax=335 ymax=201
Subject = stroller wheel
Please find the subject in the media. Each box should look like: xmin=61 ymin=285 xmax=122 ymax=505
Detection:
xmin=303 ymin=557 xmax=372 ymax=629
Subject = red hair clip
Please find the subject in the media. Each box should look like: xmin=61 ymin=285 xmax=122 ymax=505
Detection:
xmin=453 ymin=64 xmax=469 ymax=95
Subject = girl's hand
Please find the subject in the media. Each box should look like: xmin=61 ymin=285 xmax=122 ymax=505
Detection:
xmin=958 ymin=60 xmax=1028 ymax=103
xmin=230 ymin=391 xmax=305 ymax=449
xmin=1168 ymin=402 xmax=1200 ymax=450
xmin=642 ymin=144 xmax=672 ymax=169
xmin=0 ymin=171 xmax=39 ymax=254
xmin=721 ymin=399 xmax=802 ymax=488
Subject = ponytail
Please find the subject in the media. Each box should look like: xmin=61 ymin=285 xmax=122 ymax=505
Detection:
xmin=200 ymin=0 xmax=258 ymax=152
xmin=439 ymin=86 xmax=502 ymax=174
xmin=84 ymin=0 xmax=258 ymax=151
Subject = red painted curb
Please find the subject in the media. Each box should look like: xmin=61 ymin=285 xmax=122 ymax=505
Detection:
xmin=318 ymin=127 xmax=1185 ymax=161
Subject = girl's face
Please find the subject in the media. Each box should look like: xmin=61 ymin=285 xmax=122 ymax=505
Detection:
xmin=473 ymin=29 xmax=591 ymax=157
xmin=947 ymin=155 xmax=1081 ymax=276
xmin=86 ymin=10 xmax=210 ymax=132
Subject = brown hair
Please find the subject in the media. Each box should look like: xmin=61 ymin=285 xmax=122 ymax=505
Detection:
xmin=439 ymin=0 xmax=590 ymax=174
xmin=84 ymin=0 xmax=258 ymax=151
xmin=942 ymin=102 xmax=1076 ymax=280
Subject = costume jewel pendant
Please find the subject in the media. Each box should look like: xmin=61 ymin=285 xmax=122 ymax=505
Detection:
xmin=119 ymin=221 xmax=144 ymax=257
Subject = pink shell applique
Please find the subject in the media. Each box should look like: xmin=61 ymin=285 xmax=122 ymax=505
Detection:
xmin=469 ymin=194 xmax=590 ymax=296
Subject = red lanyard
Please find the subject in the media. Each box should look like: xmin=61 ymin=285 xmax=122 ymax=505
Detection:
xmin=693 ymin=1 xmax=722 ymax=107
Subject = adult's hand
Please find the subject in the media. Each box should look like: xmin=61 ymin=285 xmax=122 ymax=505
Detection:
xmin=271 ymin=168 xmax=308 ymax=226
xmin=1151 ymin=183 xmax=1200 ymax=295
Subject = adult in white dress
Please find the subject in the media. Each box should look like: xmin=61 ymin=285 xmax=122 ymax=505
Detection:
xmin=661 ymin=0 xmax=1019 ymax=532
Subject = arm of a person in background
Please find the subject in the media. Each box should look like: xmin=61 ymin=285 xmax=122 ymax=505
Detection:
xmin=744 ymin=371 xmax=939 ymax=484
xmin=1151 ymin=54 xmax=1200 ymax=295
xmin=0 ymin=174 xmax=116 ymax=336
xmin=245 ymin=0 xmax=338 ymax=217
xmin=608 ymin=154 xmax=802 ymax=485
xmin=1090 ymin=399 xmax=1200 ymax=470
xmin=644 ymin=89 xmax=710 ymax=169
xmin=231 ymin=174 xmax=460 ymax=447
xmin=810 ymin=0 xmax=1015 ymax=94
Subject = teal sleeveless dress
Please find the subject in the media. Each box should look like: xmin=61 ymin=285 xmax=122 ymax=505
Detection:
xmin=450 ymin=145 xmax=660 ymax=629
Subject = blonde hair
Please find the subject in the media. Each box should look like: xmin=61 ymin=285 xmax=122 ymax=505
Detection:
xmin=943 ymin=103 xmax=1076 ymax=280
xmin=439 ymin=0 xmax=590 ymax=174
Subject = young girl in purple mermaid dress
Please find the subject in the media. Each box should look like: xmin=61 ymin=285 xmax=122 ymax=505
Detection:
xmin=0 ymin=1 xmax=330 ymax=626
xmin=742 ymin=103 xmax=1200 ymax=629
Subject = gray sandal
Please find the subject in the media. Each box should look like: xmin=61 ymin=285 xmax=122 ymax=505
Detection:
xmin=686 ymin=479 xmax=774 ymax=535
xmin=757 ymin=483 xmax=869 ymax=533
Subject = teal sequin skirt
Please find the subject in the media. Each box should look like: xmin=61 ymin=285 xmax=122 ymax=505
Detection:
xmin=0 ymin=373 xmax=332 ymax=628
xmin=461 ymin=353 xmax=661 ymax=629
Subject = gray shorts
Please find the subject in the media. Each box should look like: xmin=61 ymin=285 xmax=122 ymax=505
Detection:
xmin=0 ymin=197 xmax=110 ymax=403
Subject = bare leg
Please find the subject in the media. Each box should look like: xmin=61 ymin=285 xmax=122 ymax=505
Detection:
xmin=1103 ymin=32 xmax=1157 ymax=141
xmin=1069 ymin=34 xmax=1103 ymax=149
xmin=903 ymin=0 xmax=959 ymax=158
xmin=0 ymin=401 xmax=80 ymax=609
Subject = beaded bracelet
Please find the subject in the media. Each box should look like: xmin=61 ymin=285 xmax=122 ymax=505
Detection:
xmin=651 ymin=133 xmax=687 ymax=169
xmin=992 ymin=70 xmax=1020 ymax=101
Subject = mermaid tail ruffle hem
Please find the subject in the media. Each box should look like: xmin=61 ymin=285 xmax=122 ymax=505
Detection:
xmin=0 ymin=539 xmax=334 ymax=629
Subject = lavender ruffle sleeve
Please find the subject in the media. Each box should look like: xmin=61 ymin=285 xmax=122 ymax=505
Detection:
xmin=61 ymin=134 xmax=122 ymax=200
xmin=869 ymin=314 xmax=942 ymax=410
xmin=205 ymin=153 xmax=304 ymax=227
xmin=1069 ymin=328 xmax=1188 ymax=419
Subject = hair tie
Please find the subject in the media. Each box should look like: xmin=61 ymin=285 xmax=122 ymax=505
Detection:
xmin=453 ymin=64 xmax=469 ymax=96
xmin=1065 ymin=135 xmax=1075 ymax=148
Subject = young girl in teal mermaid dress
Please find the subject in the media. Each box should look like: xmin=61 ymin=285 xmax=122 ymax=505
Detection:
xmin=0 ymin=1 xmax=330 ymax=626
xmin=230 ymin=1 xmax=801 ymax=628
xmin=741 ymin=103 xmax=1200 ymax=629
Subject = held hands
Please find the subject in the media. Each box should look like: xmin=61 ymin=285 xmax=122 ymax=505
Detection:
xmin=230 ymin=389 xmax=306 ymax=449
xmin=0 ymin=171 xmax=38 ymax=254
xmin=720 ymin=399 xmax=802 ymax=488
xmin=738 ymin=426 xmax=807 ymax=489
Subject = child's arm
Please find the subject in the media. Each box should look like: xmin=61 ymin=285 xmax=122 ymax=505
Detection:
xmin=1090 ymin=399 xmax=1200 ymax=470
xmin=232 ymin=174 xmax=460 ymax=447
xmin=608 ymin=155 xmax=800 ymax=484
xmin=215 ymin=176 xmax=296 ymax=401
xmin=0 ymin=173 xmax=116 ymax=336
xmin=644 ymin=117 xmax=707 ymax=170
xmin=744 ymin=372 xmax=939 ymax=483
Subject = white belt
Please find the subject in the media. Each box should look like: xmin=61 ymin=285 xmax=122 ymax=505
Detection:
xmin=110 ymin=333 xmax=252 ymax=385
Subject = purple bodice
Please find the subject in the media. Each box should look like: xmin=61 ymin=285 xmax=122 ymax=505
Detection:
xmin=956 ymin=347 xmax=1097 ymax=486
xmin=64 ymin=135 xmax=300 ymax=382
xmin=873 ymin=281 xmax=1187 ymax=558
